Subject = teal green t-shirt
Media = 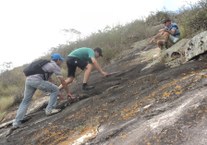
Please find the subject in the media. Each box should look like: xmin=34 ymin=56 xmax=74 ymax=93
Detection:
xmin=68 ymin=47 xmax=95 ymax=63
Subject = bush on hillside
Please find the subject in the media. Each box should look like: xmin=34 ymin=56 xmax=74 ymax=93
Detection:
xmin=145 ymin=11 xmax=174 ymax=26
xmin=188 ymin=7 xmax=207 ymax=32
xmin=0 ymin=96 xmax=14 ymax=121
xmin=177 ymin=0 xmax=207 ymax=37
xmin=51 ymin=20 xmax=161 ymax=65
xmin=0 ymin=67 xmax=25 ymax=107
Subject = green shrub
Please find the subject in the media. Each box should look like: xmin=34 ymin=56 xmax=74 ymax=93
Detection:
xmin=146 ymin=11 xmax=173 ymax=26
xmin=188 ymin=8 xmax=207 ymax=32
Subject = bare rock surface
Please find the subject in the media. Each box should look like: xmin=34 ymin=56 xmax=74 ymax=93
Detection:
xmin=1 ymin=32 xmax=207 ymax=145
xmin=164 ymin=31 xmax=207 ymax=67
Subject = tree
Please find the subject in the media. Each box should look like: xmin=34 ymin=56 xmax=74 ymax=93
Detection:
xmin=61 ymin=28 xmax=82 ymax=44
xmin=0 ymin=62 xmax=13 ymax=74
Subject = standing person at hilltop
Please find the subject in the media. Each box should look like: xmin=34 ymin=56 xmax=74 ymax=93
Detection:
xmin=150 ymin=18 xmax=180 ymax=49
xmin=12 ymin=53 xmax=68 ymax=129
xmin=59 ymin=47 xmax=109 ymax=93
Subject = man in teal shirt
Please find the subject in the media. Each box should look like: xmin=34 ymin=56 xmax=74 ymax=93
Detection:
xmin=60 ymin=47 xmax=109 ymax=91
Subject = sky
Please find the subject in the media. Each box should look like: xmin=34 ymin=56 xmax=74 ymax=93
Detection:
xmin=0 ymin=0 xmax=199 ymax=69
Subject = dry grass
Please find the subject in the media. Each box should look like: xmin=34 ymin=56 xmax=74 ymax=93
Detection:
xmin=0 ymin=96 xmax=14 ymax=121
xmin=0 ymin=96 xmax=14 ymax=111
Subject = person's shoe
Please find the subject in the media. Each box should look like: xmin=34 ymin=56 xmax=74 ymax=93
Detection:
xmin=45 ymin=109 xmax=61 ymax=116
xmin=82 ymin=84 xmax=95 ymax=91
xmin=6 ymin=126 xmax=20 ymax=137
xmin=21 ymin=116 xmax=31 ymax=123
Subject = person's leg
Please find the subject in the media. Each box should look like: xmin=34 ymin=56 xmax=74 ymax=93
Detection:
xmin=157 ymin=40 xmax=164 ymax=48
xmin=58 ymin=57 xmax=76 ymax=91
xmin=82 ymin=64 xmax=95 ymax=90
xmin=66 ymin=57 xmax=76 ymax=84
xmin=38 ymin=81 xmax=59 ymax=113
xmin=72 ymin=58 xmax=94 ymax=90
xmin=157 ymin=32 xmax=170 ymax=49
xmin=163 ymin=32 xmax=170 ymax=42
xmin=65 ymin=77 xmax=74 ymax=84
xmin=83 ymin=63 xmax=93 ymax=84
xmin=13 ymin=79 xmax=36 ymax=127
xmin=149 ymin=31 xmax=164 ymax=44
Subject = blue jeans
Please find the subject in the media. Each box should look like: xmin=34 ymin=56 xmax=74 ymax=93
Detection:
xmin=13 ymin=79 xmax=59 ymax=127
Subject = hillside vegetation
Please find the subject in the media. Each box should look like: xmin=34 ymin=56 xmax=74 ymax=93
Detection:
xmin=0 ymin=0 xmax=206 ymax=120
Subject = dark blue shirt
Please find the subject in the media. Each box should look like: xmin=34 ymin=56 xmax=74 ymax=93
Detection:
xmin=165 ymin=23 xmax=180 ymax=37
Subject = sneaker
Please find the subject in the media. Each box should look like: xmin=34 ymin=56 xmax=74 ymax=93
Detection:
xmin=21 ymin=116 xmax=31 ymax=123
xmin=82 ymin=84 xmax=95 ymax=91
xmin=6 ymin=126 xmax=20 ymax=137
xmin=45 ymin=109 xmax=61 ymax=116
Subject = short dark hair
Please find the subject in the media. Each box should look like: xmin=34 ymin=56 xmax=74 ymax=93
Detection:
xmin=162 ymin=18 xmax=171 ymax=24
xmin=94 ymin=47 xmax=103 ymax=57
